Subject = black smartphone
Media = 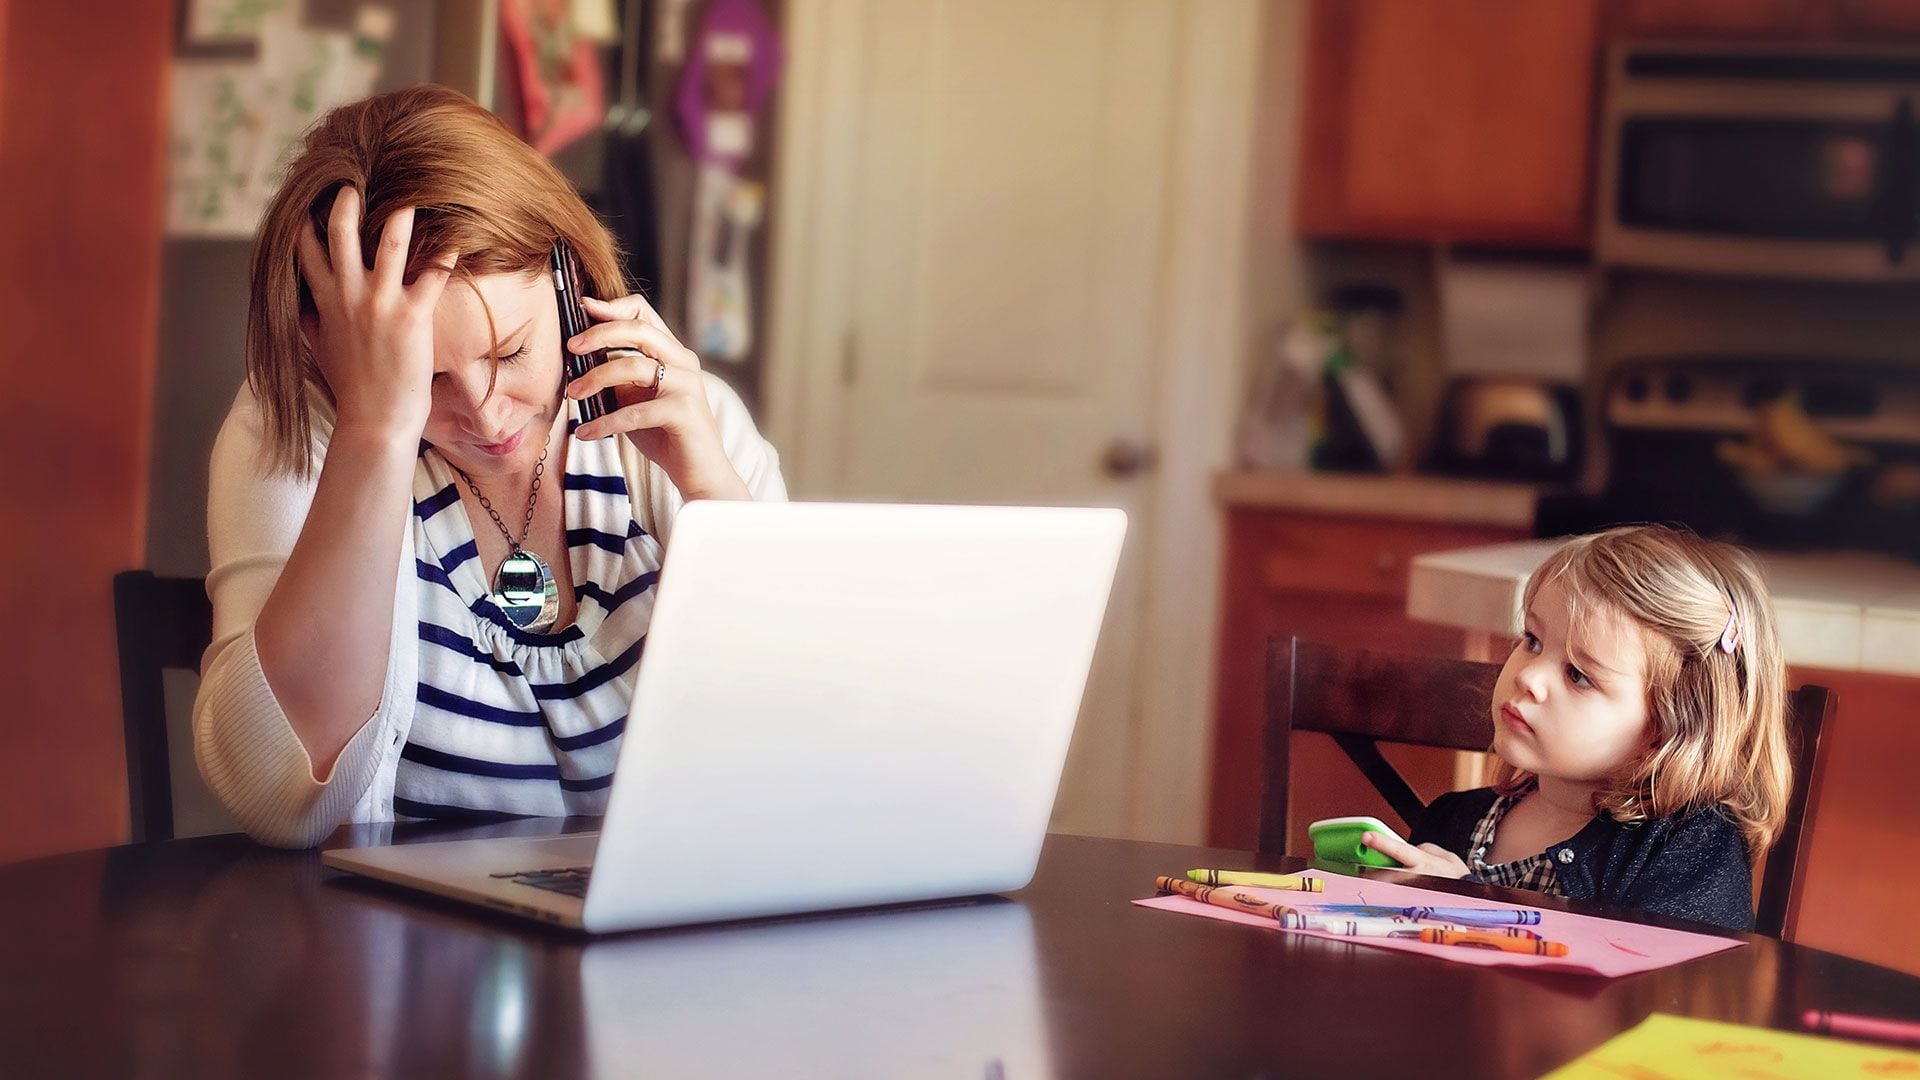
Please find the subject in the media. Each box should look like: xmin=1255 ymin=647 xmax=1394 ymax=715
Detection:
xmin=551 ymin=240 xmax=622 ymax=424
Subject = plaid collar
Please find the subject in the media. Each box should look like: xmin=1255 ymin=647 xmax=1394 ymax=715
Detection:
xmin=1468 ymin=789 xmax=1565 ymax=897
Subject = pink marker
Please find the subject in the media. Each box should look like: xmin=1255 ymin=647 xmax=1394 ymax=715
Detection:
xmin=1803 ymin=1009 xmax=1920 ymax=1048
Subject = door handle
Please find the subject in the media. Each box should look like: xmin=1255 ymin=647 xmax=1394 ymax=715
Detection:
xmin=1101 ymin=440 xmax=1158 ymax=479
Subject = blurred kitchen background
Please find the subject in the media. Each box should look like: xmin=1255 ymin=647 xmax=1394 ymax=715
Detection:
xmin=7 ymin=0 xmax=1920 ymax=972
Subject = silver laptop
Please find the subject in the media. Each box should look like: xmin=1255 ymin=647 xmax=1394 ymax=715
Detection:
xmin=322 ymin=501 xmax=1125 ymax=933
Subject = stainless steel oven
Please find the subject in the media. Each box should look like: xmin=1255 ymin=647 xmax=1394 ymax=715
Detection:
xmin=1597 ymin=43 xmax=1920 ymax=280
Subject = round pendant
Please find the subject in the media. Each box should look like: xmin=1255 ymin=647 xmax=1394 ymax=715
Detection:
xmin=492 ymin=548 xmax=559 ymax=631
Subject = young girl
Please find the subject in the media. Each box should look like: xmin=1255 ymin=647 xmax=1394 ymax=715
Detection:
xmin=1361 ymin=525 xmax=1793 ymax=932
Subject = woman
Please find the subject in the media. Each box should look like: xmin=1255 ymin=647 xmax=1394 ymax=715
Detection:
xmin=193 ymin=85 xmax=785 ymax=847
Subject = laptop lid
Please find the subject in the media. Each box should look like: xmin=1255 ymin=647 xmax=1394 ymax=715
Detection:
xmin=580 ymin=501 xmax=1125 ymax=932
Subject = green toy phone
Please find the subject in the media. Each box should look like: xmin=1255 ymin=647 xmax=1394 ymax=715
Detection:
xmin=1308 ymin=816 xmax=1406 ymax=868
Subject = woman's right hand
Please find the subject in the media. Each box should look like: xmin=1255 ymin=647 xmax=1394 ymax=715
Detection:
xmin=296 ymin=186 xmax=457 ymax=438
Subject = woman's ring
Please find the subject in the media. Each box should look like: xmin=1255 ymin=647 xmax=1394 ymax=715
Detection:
xmin=653 ymin=360 xmax=667 ymax=393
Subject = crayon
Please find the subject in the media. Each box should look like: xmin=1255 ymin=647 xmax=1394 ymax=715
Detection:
xmin=1154 ymin=877 xmax=1569 ymax=956
xmin=1278 ymin=913 xmax=1541 ymax=940
xmin=1415 ymin=928 xmax=1568 ymax=957
xmin=1184 ymin=869 xmax=1325 ymax=891
xmin=1803 ymin=1009 xmax=1920 ymax=1048
xmin=1294 ymin=904 xmax=1542 ymax=927
xmin=1156 ymin=875 xmax=1297 ymax=920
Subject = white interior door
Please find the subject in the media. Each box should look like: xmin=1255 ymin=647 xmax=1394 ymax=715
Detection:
xmin=788 ymin=0 xmax=1182 ymax=837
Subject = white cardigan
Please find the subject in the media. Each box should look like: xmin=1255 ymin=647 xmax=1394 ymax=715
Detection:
xmin=193 ymin=376 xmax=787 ymax=847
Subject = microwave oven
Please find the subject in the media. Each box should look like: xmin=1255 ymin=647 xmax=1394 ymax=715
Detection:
xmin=1596 ymin=43 xmax=1920 ymax=281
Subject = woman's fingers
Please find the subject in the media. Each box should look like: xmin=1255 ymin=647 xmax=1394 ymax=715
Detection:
xmin=564 ymin=348 xmax=667 ymax=403
xmin=566 ymin=318 xmax=698 ymax=372
xmin=576 ymin=397 xmax=674 ymax=442
xmin=326 ymin=185 xmax=366 ymax=295
xmin=408 ymin=247 xmax=460 ymax=309
xmin=581 ymin=293 xmax=674 ymax=337
xmin=296 ymin=220 xmax=336 ymax=309
xmin=369 ymin=205 xmax=415 ymax=299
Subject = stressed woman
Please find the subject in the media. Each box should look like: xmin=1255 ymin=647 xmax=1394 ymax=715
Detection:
xmin=193 ymin=85 xmax=784 ymax=847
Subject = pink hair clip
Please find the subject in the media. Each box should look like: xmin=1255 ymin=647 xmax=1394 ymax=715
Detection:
xmin=1719 ymin=604 xmax=1741 ymax=654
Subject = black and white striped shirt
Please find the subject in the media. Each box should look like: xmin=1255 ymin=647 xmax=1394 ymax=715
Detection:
xmin=394 ymin=426 xmax=661 ymax=821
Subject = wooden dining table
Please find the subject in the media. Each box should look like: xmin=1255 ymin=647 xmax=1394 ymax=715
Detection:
xmin=3 ymin=818 xmax=1918 ymax=1078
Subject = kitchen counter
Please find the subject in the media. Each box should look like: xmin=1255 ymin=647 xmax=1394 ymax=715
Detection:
xmin=1408 ymin=540 xmax=1920 ymax=676
xmin=1214 ymin=470 xmax=1547 ymax=529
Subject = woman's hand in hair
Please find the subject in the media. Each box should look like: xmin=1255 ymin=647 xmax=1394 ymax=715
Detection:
xmin=563 ymin=293 xmax=751 ymax=502
xmin=296 ymin=186 xmax=458 ymax=440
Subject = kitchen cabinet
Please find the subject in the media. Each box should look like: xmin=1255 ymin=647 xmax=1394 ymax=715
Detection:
xmin=1295 ymin=0 xmax=1603 ymax=249
xmin=1294 ymin=0 xmax=1920 ymax=252
xmin=1838 ymin=0 xmax=1920 ymax=34
xmin=1609 ymin=0 xmax=1818 ymax=37
xmin=1209 ymin=502 xmax=1529 ymax=851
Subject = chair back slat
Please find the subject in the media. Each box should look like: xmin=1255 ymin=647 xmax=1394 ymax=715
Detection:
xmin=1327 ymin=734 xmax=1429 ymax=827
xmin=112 ymin=571 xmax=212 ymax=844
xmin=1754 ymin=684 xmax=1834 ymax=939
xmin=1286 ymin=639 xmax=1500 ymax=749
xmin=1261 ymin=638 xmax=1499 ymax=857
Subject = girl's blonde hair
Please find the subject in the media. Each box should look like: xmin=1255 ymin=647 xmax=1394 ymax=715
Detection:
xmin=246 ymin=84 xmax=628 ymax=476
xmin=1492 ymin=525 xmax=1792 ymax=857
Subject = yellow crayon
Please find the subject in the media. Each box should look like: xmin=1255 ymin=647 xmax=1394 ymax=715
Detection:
xmin=1184 ymin=869 xmax=1324 ymax=892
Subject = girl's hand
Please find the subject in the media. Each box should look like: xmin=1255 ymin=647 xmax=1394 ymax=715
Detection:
xmin=1360 ymin=832 xmax=1473 ymax=879
xmin=564 ymin=293 xmax=750 ymax=501
xmin=297 ymin=186 xmax=457 ymax=439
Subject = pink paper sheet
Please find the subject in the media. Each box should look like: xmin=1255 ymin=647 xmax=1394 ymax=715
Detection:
xmin=1134 ymin=871 xmax=1744 ymax=977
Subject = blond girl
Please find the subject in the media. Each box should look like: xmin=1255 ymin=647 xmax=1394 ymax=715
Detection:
xmin=1364 ymin=525 xmax=1792 ymax=931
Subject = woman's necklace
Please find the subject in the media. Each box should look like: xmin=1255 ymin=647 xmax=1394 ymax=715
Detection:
xmin=454 ymin=439 xmax=558 ymax=632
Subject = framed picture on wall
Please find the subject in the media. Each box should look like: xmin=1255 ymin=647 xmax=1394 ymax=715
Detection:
xmin=176 ymin=0 xmax=276 ymax=58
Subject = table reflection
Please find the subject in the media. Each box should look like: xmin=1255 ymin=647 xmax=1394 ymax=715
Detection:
xmin=578 ymin=899 xmax=1050 ymax=1078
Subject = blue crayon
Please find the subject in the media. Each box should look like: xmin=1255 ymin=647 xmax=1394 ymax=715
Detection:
xmin=1298 ymin=904 xmax=1541 ymax=927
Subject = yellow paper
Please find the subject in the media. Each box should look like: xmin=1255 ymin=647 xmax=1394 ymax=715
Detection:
xmin=1547 ymin=1014 xmax=1920 ymax=1079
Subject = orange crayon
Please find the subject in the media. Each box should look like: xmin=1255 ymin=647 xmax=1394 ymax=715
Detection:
xmin=1416 ymin=928 xmax=1569 ymax=957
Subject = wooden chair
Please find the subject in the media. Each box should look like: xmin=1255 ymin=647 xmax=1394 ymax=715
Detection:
xmin=1757 ymin=684 xmax=1832 ymax=939
xmin=1259 ymin=636 xmax=1834 ymax=939
xmin=111 ymin=571 xmax=212 ymax=844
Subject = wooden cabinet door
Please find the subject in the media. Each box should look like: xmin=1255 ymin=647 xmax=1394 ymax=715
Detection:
xmin=1610 ymin=0 xmax=1817 ymax=38
xmin=1296 ymin=0 xmax=1602 ymax=248
xmin=1834 ymin=0 xmax=1920 ymax=36
xmin=0 ymin=0 xmax=170 ymax=863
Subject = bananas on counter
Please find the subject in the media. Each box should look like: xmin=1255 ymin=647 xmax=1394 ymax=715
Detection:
xmin=1716 ymin=395 xmax=1873 ymax=477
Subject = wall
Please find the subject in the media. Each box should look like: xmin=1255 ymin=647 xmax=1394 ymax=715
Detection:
xmin=1130 ymin=0 xmax=1308 ymax=843
xmin=0 ymin=1 xmax=171 ymax=863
